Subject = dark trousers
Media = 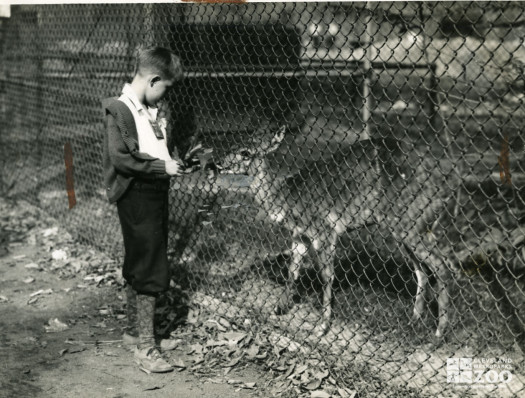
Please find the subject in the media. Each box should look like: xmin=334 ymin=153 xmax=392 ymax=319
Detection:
xmin=117 ymin=179 xmax=170 ymax=295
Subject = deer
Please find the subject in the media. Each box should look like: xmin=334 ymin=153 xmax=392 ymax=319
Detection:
xmin=246 ymin=126 xmax=458 ymax=340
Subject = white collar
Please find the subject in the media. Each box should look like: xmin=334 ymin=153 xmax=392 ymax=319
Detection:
xmin=121 ymin=83 xmax=158 ymax=119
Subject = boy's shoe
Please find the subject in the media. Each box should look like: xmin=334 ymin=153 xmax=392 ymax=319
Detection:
xmin=134 ymin=346 xmax=174 ymax=373
xmin=122 ymin=333 xmax=140 ymax=346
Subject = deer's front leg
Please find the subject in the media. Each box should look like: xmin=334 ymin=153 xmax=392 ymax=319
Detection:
xmin=313 ymin=236 xmax=336 ymax=335
xmin=411 ymin=245 xmax=451 ymax=341
xmin=275 ymin=240 xmax=307 ymax=315
xmin=411 ymin=268 xmax=429 ymax=325
xmin=433 ymin=257 xmax=451 ymax=340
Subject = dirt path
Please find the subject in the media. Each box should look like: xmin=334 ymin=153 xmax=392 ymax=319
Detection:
xmin=0 ymin=199 xmax=268 ymax=398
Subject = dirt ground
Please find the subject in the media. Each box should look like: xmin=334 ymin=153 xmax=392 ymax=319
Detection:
xmin=0 ymin=198 xmax=270 ymax=398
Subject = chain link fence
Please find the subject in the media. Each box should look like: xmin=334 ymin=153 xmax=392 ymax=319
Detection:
xmin=1 ymin=2 xmax=525 ymax=396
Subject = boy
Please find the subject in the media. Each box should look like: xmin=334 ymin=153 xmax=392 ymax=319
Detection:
xmin=102 ymin=47 xmax=183 ymax=373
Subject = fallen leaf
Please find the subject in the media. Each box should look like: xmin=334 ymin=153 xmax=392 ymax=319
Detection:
xmin=143 ymin=385 xmax=164 ymax=391
xmin=311 ymin=391 xmax=331 ymax=398
xmin=84 ymin=275 xmax=104 ymax=284
xmin=206 ymin=339 xmax=228 ymax=347
xmin=0 ymin=295 xmax=8 ymax=303
xmin=30 ymin=289 xmax=53 ymax=297
xmin=186 ymin=308 xmax=200 ymax=324
xmin=68 ymin=347 xmax=86 ymax=354
xmin=314 ymin=370 xmax=330 ymax=381
xmin=27 ymin=297 xmax=39 ymax=305
xmin=160 ymin=338 xmax=182 ymax=351
xmin=337 ymin=388 xmax=358 ymax=398
xmin=172 ymin=358 xmax=186 ymax=369
xmin=243 ymin=382 xmax=256 ymax=389
xmin=192 ymin=355 xmax=205 ymax=365
xmin=51 ymin=249 xmax=68 ymax=261
xmin=271 ymin=380 xmax=291 ymax=395
xmin=246 ymin=344 xmax=259 ymax=358
xmin=218 ymin=317 xmax=231 ymax=329
xmin=45 ymin=318 xmax=69 ymax=333
xmin=59 ymin=349 xmax=68 ymax=356
xmin=205 ymin=319 xmax=227 ymax=332
xmin=13 ymin=254 xmax=27 ymax=260
xmin=222 ymin=356 xmax=241 ymax=368
xmin=220 ymin=332 xmax=246 ymax=345
xmin=24 ymin=263 xmax=40 ymax=269
xmin=290 ymin=364 xmax=308 ymax=378
xmin=23 ymin=277 xmax=35 ymax=284
xmin=187 ymin=343 xmax=204 ymax=355
xmin=43 ymin=227 xmax=58 ymax=237
xmin=305 ymin=379 xmax=322 ymax=390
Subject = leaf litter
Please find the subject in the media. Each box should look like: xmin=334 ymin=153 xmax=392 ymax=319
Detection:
xmin=0 ymin=197 xmax=353 ymax=397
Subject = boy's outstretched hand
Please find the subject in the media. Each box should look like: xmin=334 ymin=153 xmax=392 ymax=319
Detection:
xmin=165 ymin=159 xmax=182 ymax=176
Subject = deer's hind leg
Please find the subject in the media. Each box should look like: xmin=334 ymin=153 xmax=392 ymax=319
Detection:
xmin=426 ymin=252 xmax=451 ymax=340
xmin=404 ymin=242 xmax=451 ymax=340
xmin=275 ymin=238 xmax=309 ymax=316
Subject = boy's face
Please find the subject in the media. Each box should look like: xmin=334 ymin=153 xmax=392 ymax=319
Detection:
xmin=145 ymin=76 xmax=175 ymax=107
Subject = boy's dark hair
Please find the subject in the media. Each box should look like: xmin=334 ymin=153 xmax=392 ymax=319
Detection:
xmin=135 ymin=46 xmax=183 ymax=81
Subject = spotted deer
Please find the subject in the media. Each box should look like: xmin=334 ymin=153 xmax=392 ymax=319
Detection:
xmin=248 ymin=127 xmax=457 ymax=339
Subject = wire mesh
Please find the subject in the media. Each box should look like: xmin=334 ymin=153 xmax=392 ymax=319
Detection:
xmin=1 ymin=2 xmax=524 ymax=397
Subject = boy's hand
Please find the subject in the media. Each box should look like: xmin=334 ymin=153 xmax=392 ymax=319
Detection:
xmin=165 ymin=160 xmax=182 ymax=176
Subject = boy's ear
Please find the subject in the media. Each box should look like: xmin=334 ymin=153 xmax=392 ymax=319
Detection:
xmin=150 ymin=75 xmax=162 ymax=87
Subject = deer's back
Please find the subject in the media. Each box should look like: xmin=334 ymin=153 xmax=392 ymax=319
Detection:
xmin=260 ymin=144 xmax=383 ymax=234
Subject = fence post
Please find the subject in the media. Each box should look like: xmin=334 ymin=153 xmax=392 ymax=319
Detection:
xmin=143 ymin=3 xmax=156 ymax=47
xmin=361 ymin=2 xmax=374 ymax=142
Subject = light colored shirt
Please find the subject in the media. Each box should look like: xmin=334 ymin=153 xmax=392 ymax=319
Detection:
xmin=118 ymin=83 xmax=171 ymax=162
